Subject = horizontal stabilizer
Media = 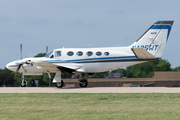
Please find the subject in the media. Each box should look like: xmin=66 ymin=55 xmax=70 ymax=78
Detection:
xmin=131 ymin=48 xmax=156 ymax=59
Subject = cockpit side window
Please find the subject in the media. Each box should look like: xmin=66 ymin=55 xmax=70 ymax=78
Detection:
xmin=55 ymin=51 xmax=61 ymax=57
xmin=50 ymin=55 xmax=54 ymax=58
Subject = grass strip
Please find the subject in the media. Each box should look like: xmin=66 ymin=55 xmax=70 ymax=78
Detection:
xmin=0 ymin=93 xmax=180 ymax=120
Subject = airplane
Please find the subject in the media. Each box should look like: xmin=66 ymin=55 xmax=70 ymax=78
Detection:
xmin=6 ymin=20 xmax=174 ymax=88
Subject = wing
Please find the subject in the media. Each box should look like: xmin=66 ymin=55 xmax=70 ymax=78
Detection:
xmin=33 ymin=62 xmax=83 ymax=73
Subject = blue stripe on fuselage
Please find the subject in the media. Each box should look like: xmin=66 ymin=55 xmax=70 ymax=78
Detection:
xmin=40 ymin=56 xmax=137 ymax=63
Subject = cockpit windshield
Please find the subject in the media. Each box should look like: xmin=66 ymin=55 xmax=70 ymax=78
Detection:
xmin=44 ymin=51 xmax=53 ymax=58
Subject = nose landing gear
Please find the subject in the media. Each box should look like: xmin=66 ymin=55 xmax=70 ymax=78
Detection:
xmin=20 ymin=76 xmax=27 ymax=87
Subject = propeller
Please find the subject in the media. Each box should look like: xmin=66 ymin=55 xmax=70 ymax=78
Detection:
xmin=16 ymin=60 xmax=26 ymax=73
xmin=16 ymin=64 xmax=23 ymax=73
xmin=16 ymin=44 xmax=27 ymax=73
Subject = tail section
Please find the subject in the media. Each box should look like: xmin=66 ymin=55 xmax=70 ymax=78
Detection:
xmin=130 ymin=20 xmax=174 ymax=58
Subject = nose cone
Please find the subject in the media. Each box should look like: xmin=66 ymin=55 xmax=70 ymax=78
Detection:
xmin=6 ymin=61 xmax=18 ymax=72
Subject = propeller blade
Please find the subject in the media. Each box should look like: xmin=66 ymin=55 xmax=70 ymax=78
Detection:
xmin=16 ymin=64 xmax=22 ymax=73
xmin=20 ymin=44 xmax=22 ymax=60
xmin=46 ymin=46 xmax=48 ymax=54
xmin=22 ymin=66 xmax=27 ymax=73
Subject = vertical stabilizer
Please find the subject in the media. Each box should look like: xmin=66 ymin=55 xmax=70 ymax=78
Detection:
xmin=130 ymin=21 xmax=174 ymax=58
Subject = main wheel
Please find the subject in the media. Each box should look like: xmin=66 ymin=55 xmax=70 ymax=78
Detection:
xmin=20 ymin=80 xmax=27 ymax=87
xmin=79 ymin=80 xmax=88 ymax=87
xmin=56 ymin=80 xmax=64 ymax=88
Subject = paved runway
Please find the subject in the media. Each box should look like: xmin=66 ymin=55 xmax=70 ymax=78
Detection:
xmin=0 ymin=87 xmax=180 ymax=93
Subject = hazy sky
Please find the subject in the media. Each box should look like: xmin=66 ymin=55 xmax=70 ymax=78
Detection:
xmin=0 ymin=0 xmax=180 ymax=69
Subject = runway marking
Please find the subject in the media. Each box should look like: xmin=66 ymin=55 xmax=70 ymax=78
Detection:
xmin=0 ymin=87 xmax=180 ymax=93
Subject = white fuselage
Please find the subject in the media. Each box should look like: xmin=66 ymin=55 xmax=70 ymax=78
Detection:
xmin=6 ymin=46 xmax=145 ymax=74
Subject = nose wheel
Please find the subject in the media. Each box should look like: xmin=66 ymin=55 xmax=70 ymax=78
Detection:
xmin=20 ymin=76 xmax=27 ymax=87
xmin=20 ymin=80 xmax=27 ymax=87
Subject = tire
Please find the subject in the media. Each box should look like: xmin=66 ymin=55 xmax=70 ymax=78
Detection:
xmin=79 ymin=80 xmax=88 ymax=87
xmin=20 ymin=81 xmax=27 ymax=87
xmin=56 ymin=80 xmax=64 ymax=88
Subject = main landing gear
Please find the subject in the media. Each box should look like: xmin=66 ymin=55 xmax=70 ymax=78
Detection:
xmin=53 ymin=71 xmax=65 ymax=88
xmin=78 ymin=73 xmax=88 ymax=87
xmin=78 ymin=79 xmax=88 ymax=87
xmin=53 ymin=72 xmax=88 ymax=88
xmin=53 ymin=71 xmax=89 ymax=88
xmin=56 ymin=80 xmax=64 ymax=88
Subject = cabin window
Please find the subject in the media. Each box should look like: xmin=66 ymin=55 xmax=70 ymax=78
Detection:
xmin=104 ymin=52 xmax=109 ymax=56
xmin=96 ymin=51 xmax=102 ymax=56
xmin=55 ymin=51 xmax=61 ymax=57
xmin=76 ymin=51 xmax=83 ymax=56
xmin=67 ymin=51 xmax=74 ymax=56
xmin=86 ymin=51 xmax=93 ymax=56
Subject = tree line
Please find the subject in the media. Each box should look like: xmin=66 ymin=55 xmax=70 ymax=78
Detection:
xmin=0 ymin=53 xmax=180 ymax=86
